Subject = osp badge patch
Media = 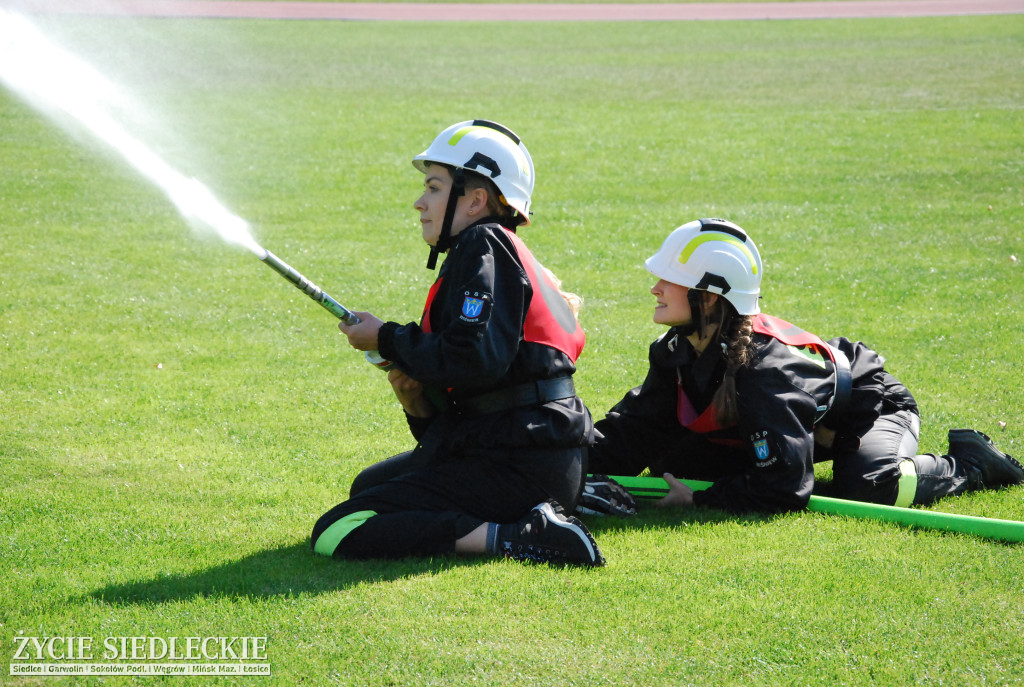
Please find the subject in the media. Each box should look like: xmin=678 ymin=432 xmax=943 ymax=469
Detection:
xmin=462 ymin=297 xmax=484 ymax=318
xmin=754 ymin=439 xmax=770 ymax=460
xmin=750 ymin=430 xmax=777 ymax=467
xmin=460 ymin=292 xmax=491 ymax=324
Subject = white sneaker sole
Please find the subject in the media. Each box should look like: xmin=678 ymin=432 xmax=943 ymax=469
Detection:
xmin=535 ymin=501 xmax=600 ymax=565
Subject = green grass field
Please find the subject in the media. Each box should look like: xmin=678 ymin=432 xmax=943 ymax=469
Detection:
xmin=2 ymin=11 xmax=1023 ymax=686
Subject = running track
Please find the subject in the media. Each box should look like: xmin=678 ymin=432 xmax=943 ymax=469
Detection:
xmin=7 ymin=0 xmax=1024 ymax=21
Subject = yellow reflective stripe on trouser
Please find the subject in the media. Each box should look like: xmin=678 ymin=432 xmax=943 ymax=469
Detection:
xmin=894 ymin=460 xmax=918 ymax=508
xmin=313 ymin=510 xmax=376 ymax=557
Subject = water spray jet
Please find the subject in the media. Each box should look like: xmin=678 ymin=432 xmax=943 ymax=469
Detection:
xmin=0 ymin=8 xmax=390 ymax=369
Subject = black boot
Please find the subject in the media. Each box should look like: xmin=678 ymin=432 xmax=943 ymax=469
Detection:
xmin=947 ymin=429 xmax=1024 ymax=489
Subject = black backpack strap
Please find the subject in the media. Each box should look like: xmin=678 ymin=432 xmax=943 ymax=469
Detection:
xmin=825 ymin=343 xmax=852 ymax=423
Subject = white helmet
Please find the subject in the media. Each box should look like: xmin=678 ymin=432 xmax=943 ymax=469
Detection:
xmin=413 ymin=120 xmax=534 ymax=225
xmin=645 ymin=218 xmax=763 ymax=315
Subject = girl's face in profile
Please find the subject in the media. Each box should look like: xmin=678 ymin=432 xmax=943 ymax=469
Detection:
xmin=651 ymin=279 xmax=693 ymax=327
xmin=414 ymin=164 xmax=478 ymax=246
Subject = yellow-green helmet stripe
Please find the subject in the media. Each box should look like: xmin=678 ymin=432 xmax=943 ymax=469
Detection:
xmin=448 ymin=125 xmax=485 ymax=146
xmin=678 ymin=233 xmax=759 ymax=274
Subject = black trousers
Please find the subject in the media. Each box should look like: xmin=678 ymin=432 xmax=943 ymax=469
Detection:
xmin=829 ymin=409 xmax=969 ymax=505
xmin=311 ymin=446 xmax=585 ymax=559
xmin=648 ymin=410 xmax=969 ymax=507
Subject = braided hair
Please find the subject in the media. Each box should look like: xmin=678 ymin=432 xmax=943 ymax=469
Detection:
xmin=706 ymin=298 xmax=755 ymax=426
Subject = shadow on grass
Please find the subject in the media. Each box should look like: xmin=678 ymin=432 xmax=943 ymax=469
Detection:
xmin=88 ymin=541 xmax=484 ymax=605
xmin=581 ymin=502 xmax=775 ymax=536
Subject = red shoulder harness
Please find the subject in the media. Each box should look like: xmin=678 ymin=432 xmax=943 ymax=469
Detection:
xmin=420 ymin=229 xmax=585 ymax=362
xmin=750 ymin=314 xmax=835 ymax=362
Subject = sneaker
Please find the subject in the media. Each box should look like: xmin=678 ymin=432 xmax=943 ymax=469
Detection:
xmin=948 ymin=429 xmax=1024 ymax=488
xmin=502 ymin=501 xmax=606 ymax=567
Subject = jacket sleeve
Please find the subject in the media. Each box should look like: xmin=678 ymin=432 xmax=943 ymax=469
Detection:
xmin=403 ymin=410 xmax=435 ymax=443
xmin=692 ymin=365 xmax=817 ymax=513
xmin=377 ymin=229 xmax=527 ymax=393
xmin=589 ymin=340 xmax=684 ymax=476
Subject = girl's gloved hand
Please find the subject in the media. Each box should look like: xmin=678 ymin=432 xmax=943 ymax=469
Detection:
xmin=576 ymin=475 xmax=638 ymax=517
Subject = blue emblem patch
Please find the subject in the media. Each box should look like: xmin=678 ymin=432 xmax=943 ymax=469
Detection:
xmin=462 ymin=297 xmax=484 ymax=319
xmin=754 ymin=439 xmax=771 ymax=461
xmin=458 ymin=291 xmax=491 ymax=324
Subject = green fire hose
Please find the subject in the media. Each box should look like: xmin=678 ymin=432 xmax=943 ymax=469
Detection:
xmin=608 ymin=475 xmax=1024 ymax=543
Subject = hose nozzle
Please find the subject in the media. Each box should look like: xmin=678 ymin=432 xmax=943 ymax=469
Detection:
xmin=259 ymin=249 xmax=393 ymax=370
xmin=261 ymin=249 xmax=359 ymax=325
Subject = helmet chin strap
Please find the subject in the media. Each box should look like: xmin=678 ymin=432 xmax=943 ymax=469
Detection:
xmin=682 ymin=272 xmax=733 ymax=343
xmin=426 ymin=168 xmax=466 ymax=270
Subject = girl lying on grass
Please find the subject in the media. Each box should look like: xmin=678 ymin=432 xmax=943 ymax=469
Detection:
xmin=581 ymin=219 xmax=1022 ymax=516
